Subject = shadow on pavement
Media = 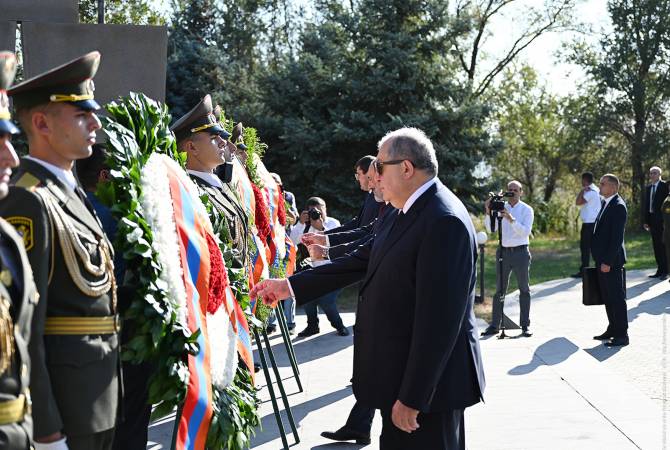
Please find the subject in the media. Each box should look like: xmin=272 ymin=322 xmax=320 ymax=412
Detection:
xmin=251 ymin=386 xmax=353 ymax=447
xmin=627 ymin=291 xmax=670 ymax=323
xmin=626 ymin=278 xmax=662 ymax=298
xmin=508 ymin=337 xmax=579 ymax=375
xmin=583 ymin=343 xmax=622 ymax=362
xmin=531 ymin=278 xmax=581 ymax=299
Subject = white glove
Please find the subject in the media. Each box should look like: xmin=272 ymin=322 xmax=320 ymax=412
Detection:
xmin=34 ymin=437 xmax=69 ymax=450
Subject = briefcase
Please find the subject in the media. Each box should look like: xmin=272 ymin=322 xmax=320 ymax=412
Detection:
xmin=582 ymin=267 xmax=603 ymax=305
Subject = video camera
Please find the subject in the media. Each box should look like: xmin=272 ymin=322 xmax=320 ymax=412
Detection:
xmin=488 ymin=191 xmax=515 ymax=213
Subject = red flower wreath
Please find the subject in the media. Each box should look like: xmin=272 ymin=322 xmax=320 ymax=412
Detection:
xmin=206 ymin=233 xmax=228 ymax=315
xmin=276 ymin=185 xmax=287 ymax=227
xmin=252 ymin=182 xmax=271 ymax=242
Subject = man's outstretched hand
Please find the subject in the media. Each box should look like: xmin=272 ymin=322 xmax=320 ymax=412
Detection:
xmin=302 ymin=232 xmax=327 ymax=246
xmin=250 ymin=278 xmax=291 ymax=307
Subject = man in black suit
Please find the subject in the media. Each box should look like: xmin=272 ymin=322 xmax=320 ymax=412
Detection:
xmin=591 ymin=174 xmax=629 ymax=347
xmin=252 ymin=127 xmax=485 ymax=449
xmin=643 ymin=166 xmax=668 ymax=278
xmin=327 ymin=155 xmax=378 ymax=234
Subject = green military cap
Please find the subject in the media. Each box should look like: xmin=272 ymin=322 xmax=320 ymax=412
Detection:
xmin=212 ymin=104 xmax=232 ymax=140
xmin=0 ymin=51 xmax=18 ymax=135
xmin=8 ymin=51 xmax=101 ymax=112
xmin=231 ymin=122 xmax=247 ymax=150
xmin=170 ymin=94 xmax=228 ymax=142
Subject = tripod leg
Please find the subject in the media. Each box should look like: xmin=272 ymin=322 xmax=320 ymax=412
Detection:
xmin=262 ymin=330 xmax=301 ymax=444
xmin=254 ymin=328 xmax=290 ymax=450
xmin=276 ymin=303 xmax=303 ymax=392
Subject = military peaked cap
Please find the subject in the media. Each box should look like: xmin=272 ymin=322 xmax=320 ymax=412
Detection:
xmin=0 ymin=52 xmax=18 ymax=135
xmin=231 ymin=122 xmax=247 ymax=150
xmin=170 ymin=94 xmax=229 ymax=142
xmin=212 ymin=104 xmax=231 ymax=140
xmin=9 ymin=51 xmax=101 ymax=112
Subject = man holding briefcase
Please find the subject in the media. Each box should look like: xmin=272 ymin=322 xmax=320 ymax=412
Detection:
xmin=591 ymin=174 xmax=629 ymax=347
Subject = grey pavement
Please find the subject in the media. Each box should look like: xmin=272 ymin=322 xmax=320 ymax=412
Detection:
xmin=148 ymin=269 xmax=669 ymax=449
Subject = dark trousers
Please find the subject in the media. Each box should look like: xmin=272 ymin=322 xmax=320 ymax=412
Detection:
xmin=379 ymin=408 xmax=465 ymax=450
xmin=579 ymin=223 xmax=595 ymax=271
xmin=68 ymin=428 xmax=115 ymax=450
xmin=491 ymin=246 xmax=531 ymax=329
xmin=597 ymin=266 xmax=628 ymax=337
xmin=649 ymin=216 xmax=667 ymax=273
xmin=111 ymin=361 xmax=152 ymax=450
xmin=344 ymin=401 xmax=375 ymax=434
xmin=304 ymin=289 xmax=344 ymax=330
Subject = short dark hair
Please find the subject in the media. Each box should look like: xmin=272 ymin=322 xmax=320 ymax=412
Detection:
xmin=76 ymin=143 xmax=109 ymax=191
xmin=581 ymin=172 xmax=594 ymax=183
xmin=306 ymin=196 xmax=326 ymax=209
xmin=354 ymin=155 xmax=375 ymax=173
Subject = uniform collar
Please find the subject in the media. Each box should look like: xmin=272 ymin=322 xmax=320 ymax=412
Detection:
xmin=24 ymin=155 xmax=77 ymax=191
xmin=187 ymin=169 xmax=223 ymax=189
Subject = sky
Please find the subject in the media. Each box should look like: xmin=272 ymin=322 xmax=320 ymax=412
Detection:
xmin=481 ymin=0 xmax=612 ymax=95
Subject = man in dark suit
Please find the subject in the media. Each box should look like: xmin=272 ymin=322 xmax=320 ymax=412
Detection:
xmin=0 ymin=50 xmax=39 ymax=450
xmin=327 ymin=155 xmax=378 ymax=234
xmin=643 ymin=166 xmax=668 ymax=278
xmin=252 ymin=127 xmax=485 ymax=449
xmin=591 ymin=174 xmax=629 ymax=347
xmin=1 ymin=52 xmax=119 ymax=450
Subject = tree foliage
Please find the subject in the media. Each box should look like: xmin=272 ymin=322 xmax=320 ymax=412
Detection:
xmin=79 ymin=0 xmax=166 ymax=24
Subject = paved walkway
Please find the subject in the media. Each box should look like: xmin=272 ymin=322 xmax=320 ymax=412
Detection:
xmin=148 ymin=269 xmax=669 ymax=449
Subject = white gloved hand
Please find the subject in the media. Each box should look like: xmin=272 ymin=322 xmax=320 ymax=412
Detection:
xmin=34 ymin=437 xmax=69 ymax=450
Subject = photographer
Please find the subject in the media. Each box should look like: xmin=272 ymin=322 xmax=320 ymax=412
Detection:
xmin=482 ymin=181 xmax=535 ymax=337
xmin=289 ymin=197 xmax=349 ymax=337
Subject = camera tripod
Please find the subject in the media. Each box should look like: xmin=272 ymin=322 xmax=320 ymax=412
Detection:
xmin=492 ymin=211 xmax=513 ymax=339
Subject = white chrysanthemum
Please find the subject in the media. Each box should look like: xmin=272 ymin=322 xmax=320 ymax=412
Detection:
xmin=139 ymin=154 xmax=187 ymax=325
xmin=207 ymin=289 xmax=238 ymax=389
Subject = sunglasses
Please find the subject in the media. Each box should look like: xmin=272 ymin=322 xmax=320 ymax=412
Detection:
xmin=374 ymin=159 xmax=414 ymax=175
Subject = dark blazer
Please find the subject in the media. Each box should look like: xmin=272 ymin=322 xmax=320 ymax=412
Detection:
xmin=290 ymin=181 xmax=485 ymax=412
xmin=0 ymin=218 xmax=38 ymax=449
xmin=592 ymin=194 xmax=627 ymax=269
xmin=0 ymin=158 xmax=119 ymax=438
xmin=190 ymin=174 xmax=250 ymax=270
xmin=328 ymin=205 xmax=395 ymax=259
xmin=645 ymin=180 xmax=668 ymax=224
xmin=328 ymin=192 xmax=378 ymax=234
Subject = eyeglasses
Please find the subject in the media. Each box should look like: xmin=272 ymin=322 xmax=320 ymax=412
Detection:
xmin=374 ymin=159 xmax=413 ymax=175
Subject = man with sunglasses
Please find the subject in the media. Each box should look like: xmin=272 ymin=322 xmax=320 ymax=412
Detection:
xmin=251 ymin=127 xmax=485 ymax=450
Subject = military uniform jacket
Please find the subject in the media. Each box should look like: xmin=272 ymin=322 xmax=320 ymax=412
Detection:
xmin=0 ymin=219 xmax=38 ymax=450
xmin=0 ymin=158 xmax=118 ymax=438
xmin=190 ymin=175 xmax=249 ymax=270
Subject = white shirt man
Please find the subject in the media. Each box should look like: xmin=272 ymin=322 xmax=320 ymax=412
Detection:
xmin=484 ymin=200 xmax=534 ymax=247
xmin=573 ymin=173 xmax=601 ymax=277
xmin=580 ymin=183 xmax=601 ymax=223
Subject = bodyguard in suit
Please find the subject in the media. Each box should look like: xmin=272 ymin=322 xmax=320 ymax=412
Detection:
xmin=0 ymin=50 xmax=39 ymax=450
xmin=171 ymin=96 xmax=249 ymax=270
xmin=326 ymin=155 xmax=378 ymax=234
xmin=252 ymin=127 xmax=485 ymax=449
xmin=643 ymin=166 xmax=668 ymax=278
xmin=1 ymin=52 xmax=119 ymax=450
xmin=591 ymin=174 xmax=629 ymax=347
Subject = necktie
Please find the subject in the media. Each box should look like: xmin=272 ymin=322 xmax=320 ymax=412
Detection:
xmin=650 ymin=184 xmax=656 ymax=213
xmin=594 ymin=199 xmax=606 ymax=232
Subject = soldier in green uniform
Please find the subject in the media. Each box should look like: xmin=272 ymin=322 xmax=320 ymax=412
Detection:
xmin=0 ymin=50 xmax=39 ymax=450
xmin=1 ymin=52 xmax=119 ymax=450
xmin=171 ymin=95 xmax=249 ymax=269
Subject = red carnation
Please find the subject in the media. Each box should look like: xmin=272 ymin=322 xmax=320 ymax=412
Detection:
xmin=206 ymin=233 xmax=228 ymax=315
xmin=276 ymin=185 xmax=287 ymax=227
xmin=252 ymin=182 xmax=271 ymax=241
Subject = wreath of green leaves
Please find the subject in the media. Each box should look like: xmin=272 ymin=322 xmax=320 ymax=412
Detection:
xmin=99 ymin=93 xmax=260 ymax=447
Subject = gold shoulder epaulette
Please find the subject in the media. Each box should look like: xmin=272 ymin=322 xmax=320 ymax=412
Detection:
xmin=14 ymin=173 xmax=41 ymax=190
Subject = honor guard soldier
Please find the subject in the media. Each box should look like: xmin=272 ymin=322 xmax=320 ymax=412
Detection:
xmin=171 ymin=95 xmax=249 ymax=269
xmin=0 ymin=51 xmax=39 ymax=450
xmin=1 ymin=52 xmax=119 ymax=450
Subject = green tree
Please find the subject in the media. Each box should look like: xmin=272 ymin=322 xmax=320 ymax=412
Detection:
xmin=255 ymin=0 xmax=499 ymax=218
xmin=79 ymin=0 xmax=166 ymax=24
xmin=572 ymin=0 xmax=670 ymax=226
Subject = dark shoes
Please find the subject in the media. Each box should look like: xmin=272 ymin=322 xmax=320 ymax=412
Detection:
xmin=481 ymin=326 xmax=499 ymax=336
xmin=321 ymin=427 xmax=371 ymax=445
xmin=297 ymin=326 xmax=320 ymax=337
xmin=593 ymin=331 xmax=614 ymax=340
xmin=287 ymin=326 xmax=297 ymax=335
xmin=605 ymin=336 xmax=629 ymax=347
xmin=649 ymin=272 xmax=668 ymax=278
xmin=337 ymin=327 xmax=350 ymax=336
xmin=266 ymin=325 xmax=277 ymax=335
xmin=520 ymin=327 xmax=532 ymax=337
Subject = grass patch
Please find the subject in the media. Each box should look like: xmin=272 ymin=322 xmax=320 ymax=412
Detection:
xmin=331 ymin=232 xmax=655 ymax=316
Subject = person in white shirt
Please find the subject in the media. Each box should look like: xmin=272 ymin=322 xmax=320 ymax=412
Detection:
xmin=482 ymin=180 xmax=535 ymax=337
xmin=572 ymin=172 xmax=600 ymax=277
xmin=290 ymin=197 xmax=348 ymax=337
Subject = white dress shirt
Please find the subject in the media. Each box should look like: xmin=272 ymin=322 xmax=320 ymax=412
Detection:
xmin=187 ymin=169 xmax=224 ymax=189
xmin=485 ymin=200 xmax=534 ymax=247
xmin=593 ymin=194 xmax=615 ymax=232
xmin=580 ymin=183 xmax=601 ymax=224
xmin=24 ymin=155 xmax=78 ymax=191
xmin=402 ymin=177 xmax=437 ymax=213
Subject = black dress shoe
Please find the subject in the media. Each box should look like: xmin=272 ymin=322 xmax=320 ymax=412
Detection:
xmin=520 ymin=327 xmax=532 ymax=337
xmin=605 ymin=336 xmax=629 ymax=347
xmin=336 ymin=327 xmax=350 ymax=336
xmin=481 ymin=326 xmax=499 ymax=336
xmin=593 ymin=331 xmax=614 ymax=340
xmin=321 ymin=427 xmax=371 ymax=445
xmin=265 ymin=325 xmax=277 ymax=335
xmin=658 ymin=273 xmax=669 ymax=280
xmin=297 ymin=326 xmax=320 ymax=337
xmin=649 ymin=272 xmax=662 ymax=278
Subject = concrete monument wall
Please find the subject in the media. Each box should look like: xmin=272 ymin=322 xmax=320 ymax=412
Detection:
xmin=0 ymin=0 xmax=77 ymax=23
